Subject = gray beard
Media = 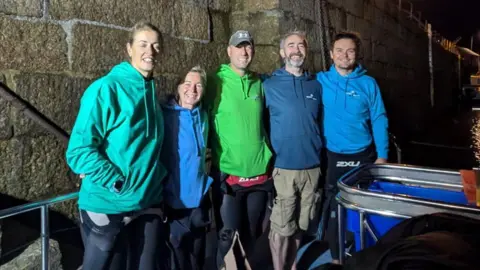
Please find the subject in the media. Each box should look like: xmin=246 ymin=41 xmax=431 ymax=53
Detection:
xmin=285 ymin=58 xmax=304 ymax=68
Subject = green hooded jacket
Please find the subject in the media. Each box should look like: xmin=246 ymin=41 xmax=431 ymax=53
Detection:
xmin=205 ymin=64 xmax=272 ymax=177
xmin=66 ymin=61 xmax=167 ymax=214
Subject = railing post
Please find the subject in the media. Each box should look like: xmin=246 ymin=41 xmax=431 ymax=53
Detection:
xmin=396 ymin=146 xmax=402 ymax=164
xmin=338 ymin=203 xmax=345 ymax=264
xmin=41 ymin=205 xmax=50 ymax=270
xmin=427 ymin=23 xmax=435 ymax=108
xmin=359 ymin=211 xmax=365 ymax=249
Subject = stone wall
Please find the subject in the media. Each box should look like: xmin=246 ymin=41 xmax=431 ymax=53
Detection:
xmin=0 ymin=0 xmax=458 ymax=212
xmin=234 ymin=0 xmax=458 ymax=136
xmin=0 ymin=0 xmax=233 ymax=218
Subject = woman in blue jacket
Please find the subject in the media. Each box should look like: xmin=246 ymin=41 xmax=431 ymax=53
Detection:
xmin=161 ymin=66 xmax=213 ymax=270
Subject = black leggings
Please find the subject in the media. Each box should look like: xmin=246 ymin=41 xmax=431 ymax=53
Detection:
xmin=80 ymin=209 xmax=169 ymax=270
xmin=211 ymin=181 xmax=268 ymax=268
xmin=221 ymin=190 xmax=267 ymax=250
xmin=323 ymin=147 xmax=376 ymax=260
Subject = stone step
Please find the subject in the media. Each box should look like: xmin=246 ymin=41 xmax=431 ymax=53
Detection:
xmin=0 ymin=217 xmax=83 ymax=270
xmin=0 ymin=238 xmax=63 ymax=270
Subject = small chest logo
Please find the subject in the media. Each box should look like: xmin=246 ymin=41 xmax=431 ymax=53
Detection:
xmin=346 ymin=91 xmax=359 ymax=97
xmin=336 ymin=161 xmax=360 ymax=167
xmin=306 ymin=93 xmax=317 ymax=100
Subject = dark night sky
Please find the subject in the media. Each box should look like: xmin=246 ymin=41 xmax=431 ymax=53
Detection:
xmin=408 ymin=0 xmax=480 ymax=49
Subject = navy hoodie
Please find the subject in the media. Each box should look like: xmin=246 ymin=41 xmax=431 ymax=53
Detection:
xmin=264 ymin=68 xmax=323 ymax=170
xmin=317 ymin=65 xmax=389 ymax=158
xmin=160 ymin=100 xmax=213 ymax=209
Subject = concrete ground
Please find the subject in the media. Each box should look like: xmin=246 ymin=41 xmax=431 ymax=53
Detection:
xmin=204 ymin=226 xmax=333 ymax=270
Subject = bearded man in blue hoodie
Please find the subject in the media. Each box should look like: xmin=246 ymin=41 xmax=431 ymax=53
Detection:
xmin=317 ymin=31 xmax=389 ymax=264
xmin=264 ymin=31 xmax=323 ymax=270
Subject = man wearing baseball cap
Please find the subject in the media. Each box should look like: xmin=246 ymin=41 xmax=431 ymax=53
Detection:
xmin=204 ymin=30 xmax=273 ymax=267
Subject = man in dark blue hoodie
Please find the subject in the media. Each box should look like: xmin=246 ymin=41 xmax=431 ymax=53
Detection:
xmin=317 ymin=31 xmax=389 ymax=264
xmin=264 ymin=31 xmax=323 ymax=270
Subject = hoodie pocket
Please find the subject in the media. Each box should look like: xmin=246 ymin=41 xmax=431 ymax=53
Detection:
xmin=102 ymin=142 xmax=132 ymax=196
xmin=220 ymin=140 xmax=271 ymax=176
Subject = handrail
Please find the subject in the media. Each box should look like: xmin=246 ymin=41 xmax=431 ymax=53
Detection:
xmin=389 ymin=133 xmax=402 ymax=163
xmin=0 ymin=192 xmax=79 ymax=270
xmin=395 ymin=0 xmax=458 ymax=55
xmin=0 ymin=192 xmax=78 ymax=219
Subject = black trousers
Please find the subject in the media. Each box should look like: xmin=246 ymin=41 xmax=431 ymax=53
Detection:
xmin=166 ymin=198 xmax=211 ymax=270
xmin=323 ymin=146 xmax=376 ymax=260
xmin=79 ymin=208 xmax=169 ymax=270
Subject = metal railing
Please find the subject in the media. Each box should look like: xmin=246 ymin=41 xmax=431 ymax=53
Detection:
xmin=395 ymin=0 xmax=458 ymax=55
xmin=0 ymin=192 xmax=79 ymax=270
xmin=389 ymin=133 xmax=402 ymax=163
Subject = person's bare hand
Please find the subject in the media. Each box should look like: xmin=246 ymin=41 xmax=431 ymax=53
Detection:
xmin=374 ymin=158 xmax=387 ymax=164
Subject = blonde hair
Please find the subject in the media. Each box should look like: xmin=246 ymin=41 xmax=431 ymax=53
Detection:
xmin=187 ymin=65 xmax=207 ymax=87
xmin=128 ymin=21 xmax=162 ymax=45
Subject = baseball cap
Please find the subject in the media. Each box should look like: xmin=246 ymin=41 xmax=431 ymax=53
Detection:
xmin=229 ymin=30 xmax=254 ymax=47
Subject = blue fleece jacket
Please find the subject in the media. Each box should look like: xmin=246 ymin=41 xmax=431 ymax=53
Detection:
xmin=161 ymin=100 xmax=213 ymax=209
xmin=317 ymin=65 xmax=389 ymax=159
xmin=264 ymin=68 xmax=323 ymax=169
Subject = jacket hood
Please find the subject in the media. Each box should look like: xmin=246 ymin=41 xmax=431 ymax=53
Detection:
xmin=161 ymin=98 xmax=202 ymax=114
xmin=271 ymin=67 xmax=316 ymax=81
xmin=109 ymin=61 xmax=158 ymax=138
xmin=216 ymin=64 xmax=259 ymax=99
xmin=316 ymin=64 xmax=369 ymax=112
xmin=217 ymin=63 xmax=256 ymax=81
xmin=109 ymin=61 xmax=152 ymax=84
xmin=161 ymin=97 xmax=212 ymax=209
xmin=266 ymin=67 xmax=317 ymax=108
xmin=320 ymin=64 xmax=367 ymax=82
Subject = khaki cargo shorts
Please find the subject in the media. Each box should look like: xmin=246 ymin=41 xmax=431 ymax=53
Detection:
xmin=270 ymin=167 xmax=322 ymax=237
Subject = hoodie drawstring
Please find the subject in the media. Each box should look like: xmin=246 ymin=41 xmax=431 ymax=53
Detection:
xmin=241 ymin=78 xmax=247 ymax=100
xmin=344 ymin=79 xmax=350 ymax=109
xmin=334 ymin=81 xmax=339 ymax=105
xmin=293 ymin=77 xmax=298 ymax=98
xmin=143 ymin=82 xmax=150 ymax=138
xmin=143 ymin=80 xmax=157 ymax=138
xmin=191 ymin=109 xmax=201 ymax=157
xmin=245 ymin=76 xmax=253 ymax=99
xmin=151 ymin=80 xmax=157 ymax=137
xmin=300 ymin=80 xmax=306 ymax=108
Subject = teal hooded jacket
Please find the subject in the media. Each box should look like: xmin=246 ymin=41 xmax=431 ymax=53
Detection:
xmin=66 ymin=61 xmax=167 ymax=214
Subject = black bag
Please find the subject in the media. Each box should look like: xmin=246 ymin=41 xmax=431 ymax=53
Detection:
xmin=343 ymin=213 xmax=480 ymax=270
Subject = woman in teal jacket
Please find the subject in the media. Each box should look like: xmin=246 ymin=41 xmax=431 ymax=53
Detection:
xmin=66 ymin=21 xmax=168 ymax=269
xmin=161 ymin=66 xmax=212 ymax=270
